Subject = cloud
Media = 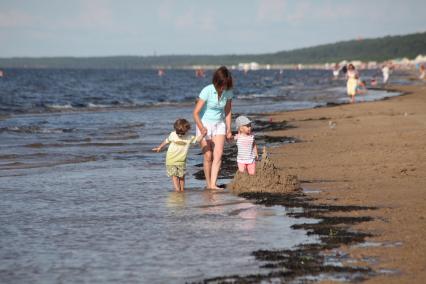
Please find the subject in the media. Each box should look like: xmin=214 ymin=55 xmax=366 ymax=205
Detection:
xmin=166 ymin=4 xmax=216 ymax=33
xmin=285 ymin=2 xmax=311 ymax=24
xmin=157 ymin=0 xmax=174 ymax=20
xmin=62 ymin=0 xmax=114 ymax=30
xmin=256 ymin=0 xmax=287 ymax=23
xmin=255 ymin=0 xmax=317 ymax=25
xmin=78 ymin=0 xmax=113 ymax=27
xmin=174 ymin=8 xmax=195 ymax=29
xmin=0 ymin=10 xmax=36 ymax=28
xmin=254 ymin=1 xmax=359 ymax=25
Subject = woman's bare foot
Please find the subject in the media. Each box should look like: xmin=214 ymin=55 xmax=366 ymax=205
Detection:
xmin=204 ymin=183 xmax=211 ymax=190
xmin=210 ymin=185 xmax=224 ymax=190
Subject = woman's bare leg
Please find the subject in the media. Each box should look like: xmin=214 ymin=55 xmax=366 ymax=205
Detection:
xmin=210 ymin=135 xmax=225 ymax=189
xmin=200 ymin=139 xmax=213 ymax=189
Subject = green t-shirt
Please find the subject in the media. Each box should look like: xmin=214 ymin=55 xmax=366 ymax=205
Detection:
xmin=198 ymin=84 xmax=233 ymax=123
xmin=165 ymin=132 xmax=200 ymax=166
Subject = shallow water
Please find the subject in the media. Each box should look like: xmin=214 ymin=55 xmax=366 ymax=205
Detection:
xmin=0 ymin=162 xmax=318 ymax=283
xmin=0 ymin=68 xmax=403 ymax=283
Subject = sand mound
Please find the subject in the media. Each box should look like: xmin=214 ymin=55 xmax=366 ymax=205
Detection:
xmin=227 ymin=147 xmax=301 ymax=194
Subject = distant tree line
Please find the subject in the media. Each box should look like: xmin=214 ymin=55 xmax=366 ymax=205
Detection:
xmin=1 ymin=32 xmax=425 ymax=69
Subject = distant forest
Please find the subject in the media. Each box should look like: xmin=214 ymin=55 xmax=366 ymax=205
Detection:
xmin=1 ymin=32 xmax=425 ymax=69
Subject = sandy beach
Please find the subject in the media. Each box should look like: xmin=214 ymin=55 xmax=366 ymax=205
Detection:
xmin=266 ymin=83 xmax=426 ymax=283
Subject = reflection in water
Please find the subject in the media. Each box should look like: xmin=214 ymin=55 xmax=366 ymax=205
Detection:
xmin=201 ymin=190 xmax=229 ymax=214
xmin=167 ymin=191 xmax=187 ymax=208
xmin=234 ymin=203 xmax=258 ymax=231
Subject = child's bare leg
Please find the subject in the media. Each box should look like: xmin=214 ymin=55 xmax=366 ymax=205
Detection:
xmin=172 ymin=176 xmax=180 ymax=191
xmin=247 ymin=163 xmax=256 ymax=175
xmin=237 ymin=162 xmax=247 ymax=173
xmin=179 ymin=176 xmax=185 ymax=191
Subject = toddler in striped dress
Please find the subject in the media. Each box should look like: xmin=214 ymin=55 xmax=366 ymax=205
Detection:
xmin=234 ymin=116 xmax=258 ymax=175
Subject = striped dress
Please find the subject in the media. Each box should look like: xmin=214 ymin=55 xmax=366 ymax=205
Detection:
xmin=235 ymin=134 xmax=255 ymax=164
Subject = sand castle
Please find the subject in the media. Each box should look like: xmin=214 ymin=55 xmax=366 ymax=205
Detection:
xmin=227 ymin=146 xmax=301 ymax=194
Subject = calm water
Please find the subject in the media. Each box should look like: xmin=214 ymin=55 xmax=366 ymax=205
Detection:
xmin=0 ymin=68 xmax=401 ymax=283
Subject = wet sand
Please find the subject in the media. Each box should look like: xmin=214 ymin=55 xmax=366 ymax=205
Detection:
xmin=267 ymin=84 xmax=426 ymax=283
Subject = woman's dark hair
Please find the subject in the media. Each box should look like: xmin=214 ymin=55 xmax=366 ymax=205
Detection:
xmin=212 ymin=66 xmax=233 ymax=91
xmin=174 ymin=118 xmax=191 ymax=136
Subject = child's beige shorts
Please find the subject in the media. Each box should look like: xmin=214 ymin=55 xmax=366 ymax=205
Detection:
xmin=166 ymin=165 xmax=186 ymax=178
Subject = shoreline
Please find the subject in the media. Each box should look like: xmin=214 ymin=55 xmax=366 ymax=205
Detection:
xmin=201 ymin=82 xmax=425 ymax=283
xmin=266 ymin=83 xmax=426 ymax=283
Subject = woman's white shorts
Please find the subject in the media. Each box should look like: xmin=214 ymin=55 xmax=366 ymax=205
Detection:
xmin=196 ymin=121 xmax=226 ymax=140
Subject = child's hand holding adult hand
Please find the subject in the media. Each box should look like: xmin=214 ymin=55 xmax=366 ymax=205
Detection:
xmin=226 ymin=130 xmax=233 ymax=140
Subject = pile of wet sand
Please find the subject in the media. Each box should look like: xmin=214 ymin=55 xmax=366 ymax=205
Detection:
xmin=227 ymin=147 xmax=301 ymax=194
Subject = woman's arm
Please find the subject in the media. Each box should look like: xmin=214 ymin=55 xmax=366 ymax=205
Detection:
xmin=224 ymin=99 xmax=232 ymax=139
xmin=193 ymin=99 xmax=207 ymax=136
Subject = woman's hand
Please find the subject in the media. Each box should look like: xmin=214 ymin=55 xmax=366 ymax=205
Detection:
xmin=200 ymin=126 xmax=208 ymax=137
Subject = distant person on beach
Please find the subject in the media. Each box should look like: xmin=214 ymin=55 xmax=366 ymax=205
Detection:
xmin=332 ymin=64 xmax=340 ymax=79
xmin=382 ymin=63 xmax=391 ymax=84
xmin=152 ymin=119 xmax=204 ymax=192
xmin=234 ymin=116 xmax=258 ymax=175
xmin=341 ymin=65 xmax=348 ymax=75
xmin=193 ymin=66 xmax=233 ymax=190
xmin=419 ymin=64 xmax=426 ymax=80
xmin=346 ymin=64 xmax=358 ymax=103
xmin=356 ymin=76 xmax=368 ymax=101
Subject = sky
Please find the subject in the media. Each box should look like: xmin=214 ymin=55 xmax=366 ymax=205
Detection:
xmin=0 ymin=0 xmax=425 ymax=57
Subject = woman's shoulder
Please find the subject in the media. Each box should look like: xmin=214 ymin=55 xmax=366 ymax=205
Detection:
xmin=199 ymin=84 xmax=215 ymax=99
xmin=201 ymin=84 xmax=215 ymax=93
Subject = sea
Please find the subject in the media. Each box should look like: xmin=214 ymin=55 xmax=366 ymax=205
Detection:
xmin=0 ymin=68 xmax=402 ymax=283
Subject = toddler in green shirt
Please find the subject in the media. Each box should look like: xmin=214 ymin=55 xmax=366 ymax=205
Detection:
xmin=153 ymin=119 xmax=204 ymax=191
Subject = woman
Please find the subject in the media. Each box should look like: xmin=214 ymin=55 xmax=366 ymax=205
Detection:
xmin=346 ymin=64 xmax=358 ymax=103
xmin=193 ymin=66 xmax=233 ymax=190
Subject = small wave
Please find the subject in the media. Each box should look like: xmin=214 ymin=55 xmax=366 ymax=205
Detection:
xmin=0 ymin=153 xmax=48 ymax=160
xmin=135 ymin=101 xmax=192 ymax=108
xmin=237 ymin=93 xmax=286 ymax=100
xmin=0 ymin=154 xmax=18 ymax=159
xmin=0 ymin=126 xmax=74 ymax=134
xmin=45 ymin=103 xmax=73 ymax=110
xmin=24 ymin=143 xmax=45 ymax=148
xmin=98 ymin=134 xmax=140 ymax=141
xmin=0 ymin=155 xmax=98 ymax=171
xmin=125 ymin=123 xmax=145 ymax=129
xmin=87 ymin=103 xmax=110 ymax=108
